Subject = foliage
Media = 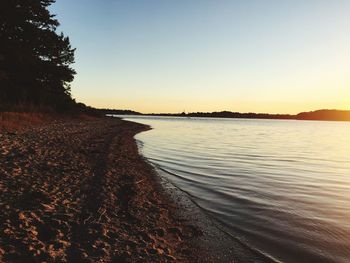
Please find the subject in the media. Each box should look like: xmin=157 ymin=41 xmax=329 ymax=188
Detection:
xmin=0 ymin=0 xmax=76 ymax=111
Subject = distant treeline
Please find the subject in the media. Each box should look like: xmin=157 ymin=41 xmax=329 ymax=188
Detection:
xmin=0 ymin=0 xmax=94 ymax=115
xmin=108 ymin=109 xmax=350 ymax=122
xmin=100 ymin=109 xmax=142 ymax=116
xmin=159 ymin=111 xmax=295 ymax=119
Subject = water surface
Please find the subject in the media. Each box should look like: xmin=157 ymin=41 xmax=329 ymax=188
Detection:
xmin=123 ymin=116 xmax=350 ymax=263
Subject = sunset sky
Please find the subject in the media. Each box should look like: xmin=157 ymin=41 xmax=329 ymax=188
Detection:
xmin=52 ymin=0 xmax=350 ymax=114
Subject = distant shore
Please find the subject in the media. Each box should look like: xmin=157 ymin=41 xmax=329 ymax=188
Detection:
xmin=0 ymin=117 xmax=209 ymax=262
xmin=102 ymin=109 xmax=350 ymax=122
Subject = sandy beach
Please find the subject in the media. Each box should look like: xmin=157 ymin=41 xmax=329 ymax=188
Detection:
xmin=2 ymin=1 xmax=349 ymax=262
xmin=0 ymin=117 xmax=207 ymax=262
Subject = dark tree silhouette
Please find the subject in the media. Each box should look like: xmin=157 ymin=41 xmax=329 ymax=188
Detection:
xmin=0 ymin=0 xmax=76 ymax=111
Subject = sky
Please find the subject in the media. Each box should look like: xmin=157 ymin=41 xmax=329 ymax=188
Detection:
xmin=51 ymin=0 xmax=350 ymax=114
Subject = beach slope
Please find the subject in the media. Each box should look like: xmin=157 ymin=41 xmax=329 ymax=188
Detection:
xmin=0 ymin=118 xmax=203 ymax=262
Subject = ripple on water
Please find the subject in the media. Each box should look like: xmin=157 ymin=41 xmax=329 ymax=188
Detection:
xmin=128 ymin=116 xmax=350 ymax=263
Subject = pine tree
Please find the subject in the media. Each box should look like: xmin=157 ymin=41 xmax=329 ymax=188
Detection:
xmin=0 ymin=0 xmax=76 ymax=111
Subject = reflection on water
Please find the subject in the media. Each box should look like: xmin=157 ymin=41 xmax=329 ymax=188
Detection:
xmin=124 ymin=116 xmax=350 ymax=263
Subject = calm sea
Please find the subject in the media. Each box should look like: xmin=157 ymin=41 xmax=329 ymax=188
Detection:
xmin=122 ymin=116 xmax=350 ymax=263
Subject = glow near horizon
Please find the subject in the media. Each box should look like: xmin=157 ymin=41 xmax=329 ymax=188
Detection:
xmin=52 ymin=0 xmax=350 ymax=114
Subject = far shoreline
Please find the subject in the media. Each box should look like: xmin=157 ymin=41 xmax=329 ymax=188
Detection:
xmin=112 ymin=113 xmax=350 ymax=123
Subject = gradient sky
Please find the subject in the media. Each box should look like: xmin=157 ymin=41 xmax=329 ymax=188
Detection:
xmin=51 ymin=0 xmax=350 ymax=114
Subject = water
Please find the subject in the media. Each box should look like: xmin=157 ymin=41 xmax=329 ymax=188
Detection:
xmin=122 ymin=116 xmax=350 ymax=263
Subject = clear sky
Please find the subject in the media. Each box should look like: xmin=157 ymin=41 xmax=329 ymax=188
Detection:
xmin=51 ymin=0 xmax=350 ymax=114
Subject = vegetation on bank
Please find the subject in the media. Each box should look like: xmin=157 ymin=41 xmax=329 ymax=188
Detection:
xmin=0 ymin=0 xmax=95 ymax=115
xmin=295 ymin=110 xmax=350 ymax=121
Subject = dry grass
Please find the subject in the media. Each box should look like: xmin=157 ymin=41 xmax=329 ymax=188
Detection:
xmin=0 ymin=112 xmax=100 ymax=132
xmin=0 ymin=112 xmax=49 ymax=132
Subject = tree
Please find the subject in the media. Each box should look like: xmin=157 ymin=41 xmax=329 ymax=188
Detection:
xmin=0 ymin=0 xmax=76 ymax=111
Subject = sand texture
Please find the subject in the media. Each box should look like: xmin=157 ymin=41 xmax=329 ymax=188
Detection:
xmin=0 ymin=118 xmax=203 ymax=262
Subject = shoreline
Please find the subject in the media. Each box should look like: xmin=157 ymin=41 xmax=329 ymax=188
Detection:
xmin=144 ymin=162 xmax=278 ymax=263
xmin=0 ymin=117 xmax=205 ymax=262
xmin=131 ymin=117 xmax=276 ymax=263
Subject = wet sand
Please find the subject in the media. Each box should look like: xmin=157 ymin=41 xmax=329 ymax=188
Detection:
xmin=0 ymin=118 xmax=207 ymax=262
